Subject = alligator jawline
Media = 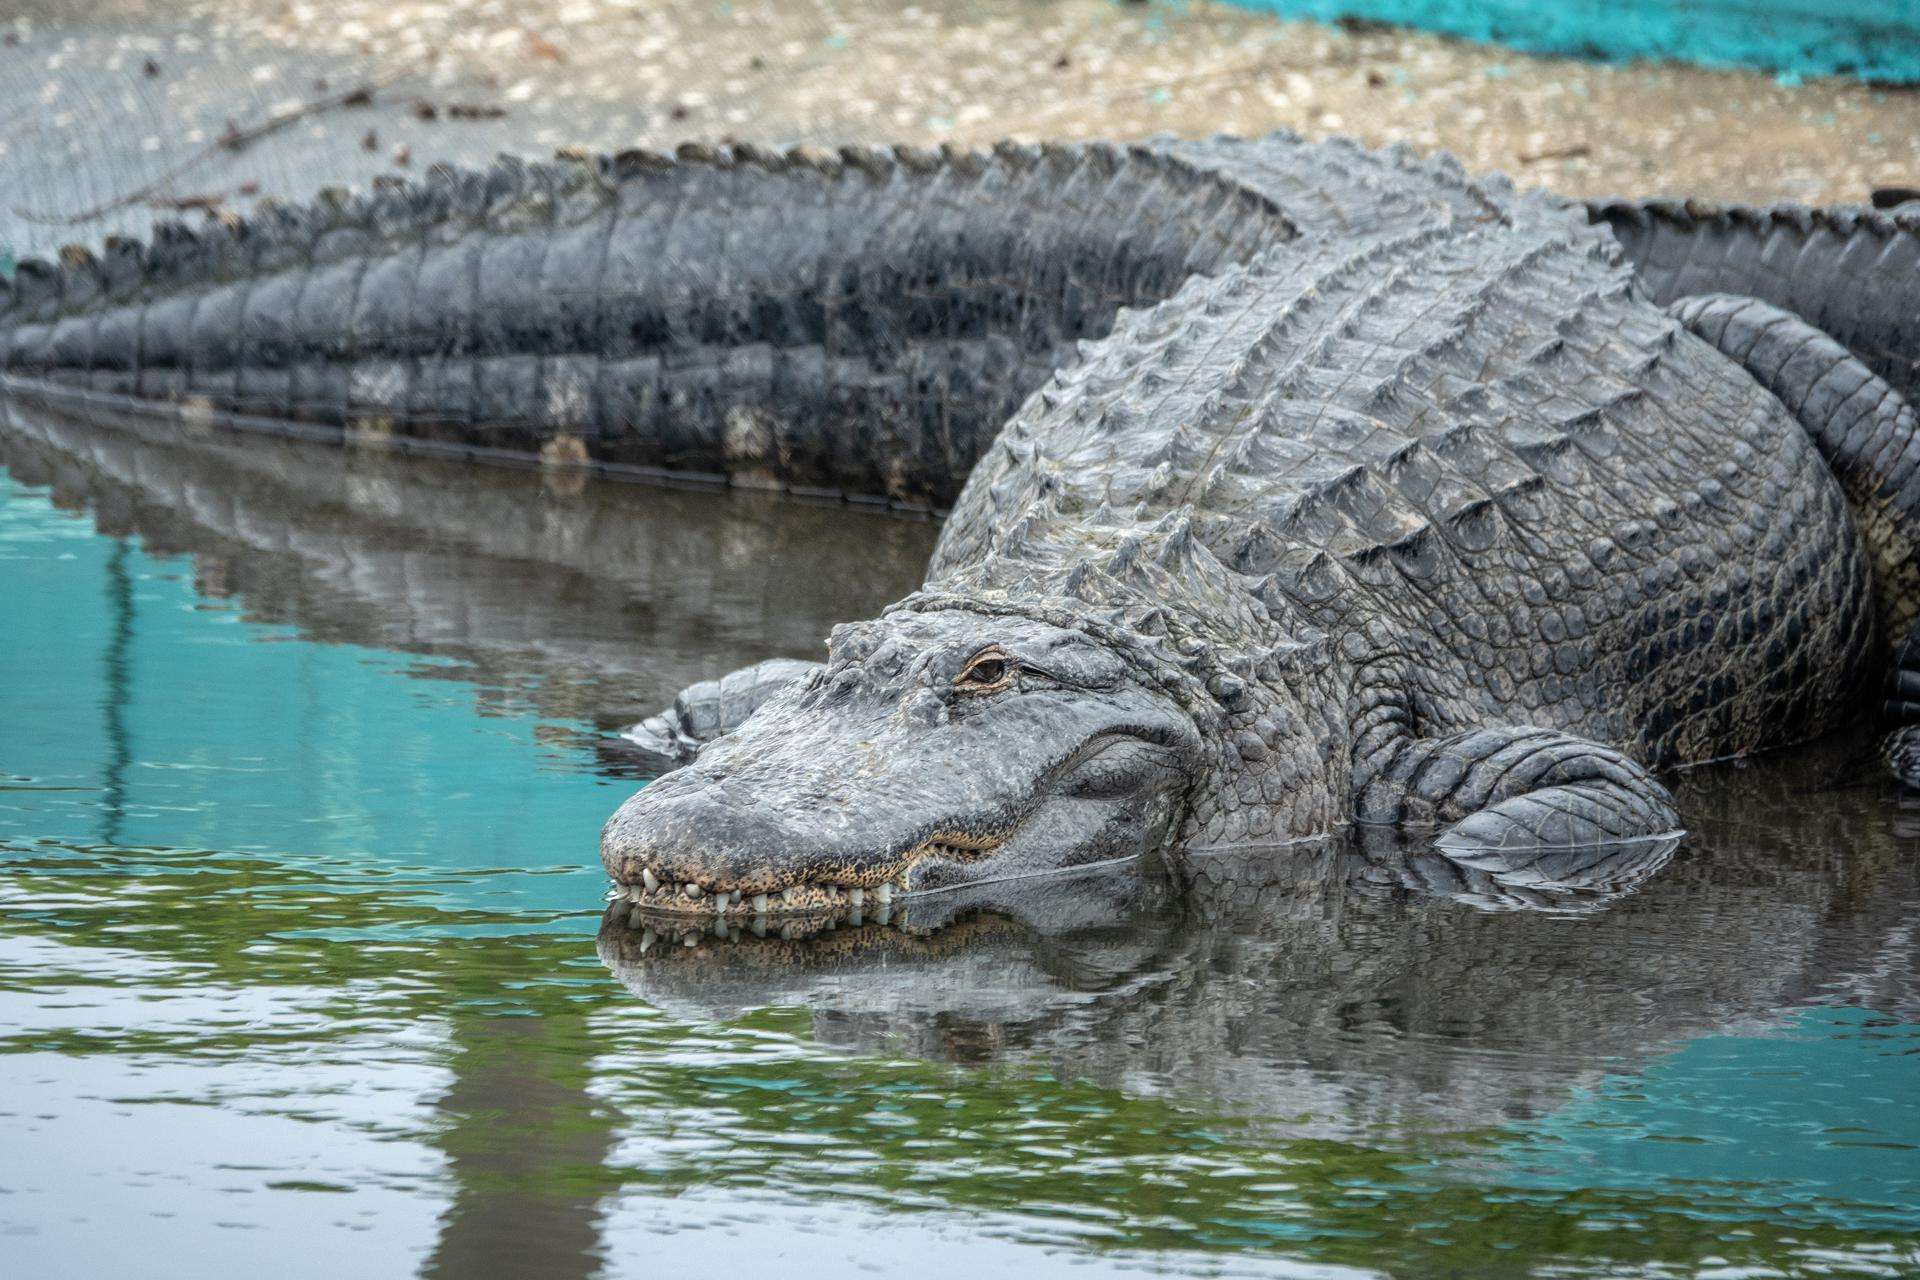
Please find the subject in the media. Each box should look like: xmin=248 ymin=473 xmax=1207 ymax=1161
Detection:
xmin=610 ymin=830 xmax=1009 ymax=919
xmin=599 ymin=900 xmax=1018 ymax=958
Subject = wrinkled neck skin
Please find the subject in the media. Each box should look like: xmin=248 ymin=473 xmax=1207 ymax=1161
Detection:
xmin=892 ymin=587 xmax=1356 ymax=855
xmin=599 ymin=561 xmax=1357 ymax=915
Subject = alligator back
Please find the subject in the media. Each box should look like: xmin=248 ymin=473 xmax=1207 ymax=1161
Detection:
xmin=932 ymin=217 xmax=1878 ymax=768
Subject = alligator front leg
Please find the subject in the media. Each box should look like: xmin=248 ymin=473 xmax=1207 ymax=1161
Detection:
xmin=1354 ymin=726 xmax=1682 ymax=854
xmin=623 ymin=658 xmax=821 ymax=768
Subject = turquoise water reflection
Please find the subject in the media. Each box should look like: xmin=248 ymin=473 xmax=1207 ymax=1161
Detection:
xmin=3 ymin=429 xmax=1918 ymax=1277
xmin=4 ymin=474 xmax=622 ymax=922
xmin=1497 ymin=1006 xmax=1920 ymax=1231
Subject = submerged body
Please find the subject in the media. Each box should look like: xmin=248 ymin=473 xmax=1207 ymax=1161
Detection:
xmin=3 ymin=134 xmax=1917 ymax=913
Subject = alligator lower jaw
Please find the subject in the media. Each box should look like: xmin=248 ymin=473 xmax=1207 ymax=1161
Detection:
xmin=605 ymin=897 xmax=917 ymax=948
xmin=599 ymin=901 xmax=1020 ymax=964
xmin=608 ymin=836 xmax=1003 ymax=919
xmin=609 ymin=869 xmax=911 ymax=919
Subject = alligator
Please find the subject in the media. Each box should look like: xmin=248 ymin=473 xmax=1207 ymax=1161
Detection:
xmin=4 ymin=132 xmax=1919 ymax=921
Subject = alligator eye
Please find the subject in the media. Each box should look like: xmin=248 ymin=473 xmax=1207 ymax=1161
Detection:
xmin=954 ymin=649 xmax=1014 ymax=693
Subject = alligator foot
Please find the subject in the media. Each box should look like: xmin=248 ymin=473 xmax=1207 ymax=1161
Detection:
xmin=623 ymin=657 xmax=822 ymax=768
xmin=1355 ymin=725 xmax=1682 ymax=854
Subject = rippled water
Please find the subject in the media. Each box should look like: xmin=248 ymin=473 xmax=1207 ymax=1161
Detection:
xmin=2 ymin=399 xmax=1917 ymax=1278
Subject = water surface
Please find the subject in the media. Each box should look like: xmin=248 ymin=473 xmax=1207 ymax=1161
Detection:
xmin=2 ymin=400 xmax=1917 ymax=1278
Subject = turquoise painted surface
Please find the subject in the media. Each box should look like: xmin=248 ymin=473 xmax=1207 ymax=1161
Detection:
xmin=1224 ymin=0 xmax=1920 ymax=82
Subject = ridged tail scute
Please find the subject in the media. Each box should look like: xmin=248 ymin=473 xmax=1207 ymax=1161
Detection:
xmin=0 ymin=142 xmax=1309 ymax=508
xmin=1593 ymin=196 xmax=1920 ymax=407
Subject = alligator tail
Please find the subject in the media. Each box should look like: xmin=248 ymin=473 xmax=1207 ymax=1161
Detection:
xmin=1591 ymin=196 xmax=1920 ymax=407
xmin=1671 ymin=290 xmax=1920 ymax=787
xmin=1883 ymin=629 xmax=1920 ymax=788
xmin=1 ymin=133 xmax=1595 ymax=510
xmin=0 ymin=143 xmax=1306 ymax=509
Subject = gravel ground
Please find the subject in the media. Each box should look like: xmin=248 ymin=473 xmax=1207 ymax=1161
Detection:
xmin=2 ymin=0 xmax=1916 ymax=258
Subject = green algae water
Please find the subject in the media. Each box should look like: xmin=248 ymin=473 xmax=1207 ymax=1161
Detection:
xmin=2 ymin=401 xmax=1918 ymax=1278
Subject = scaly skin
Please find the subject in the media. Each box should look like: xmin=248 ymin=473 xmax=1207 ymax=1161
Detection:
xmin=4 ymin=134 xmax=1918 ymax=922
xmin=603 ymin=209 xmax=1897 ymax=917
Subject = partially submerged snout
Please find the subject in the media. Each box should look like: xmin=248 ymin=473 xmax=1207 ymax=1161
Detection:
xmin=601 ymin=760 xmax=1010 ymax=914
xmin=599 ymin=609 xmax=1202 ymax=917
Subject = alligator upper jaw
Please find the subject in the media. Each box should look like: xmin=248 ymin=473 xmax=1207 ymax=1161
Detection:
xmin=606 ymin=831 xmax=1008 ymax=919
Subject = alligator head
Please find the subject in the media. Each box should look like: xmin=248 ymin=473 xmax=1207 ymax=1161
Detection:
xmin=599 ymin=497 xmax=1364 ymax=922
xmin=599 ymin=603 xmax=1213 ymax=917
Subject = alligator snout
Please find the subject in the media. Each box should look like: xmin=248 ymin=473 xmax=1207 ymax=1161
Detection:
xmin=600 ymin=611 xmax=1204 ymax=917
xmin=599 ymin=769 xmax=937 ymax=916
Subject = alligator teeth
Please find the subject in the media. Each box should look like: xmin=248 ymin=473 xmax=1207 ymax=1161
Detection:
xmin=751 ymin=917 xmax=767 ymax=938
xmin=622 ymin=874 xmax=919 ymax=918
xmin=638 ymin=928 xmax=655 ymax=954
xmin=681 ymin=932 xmax=697 ymax=947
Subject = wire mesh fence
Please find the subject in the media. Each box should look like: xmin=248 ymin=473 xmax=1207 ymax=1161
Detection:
xmin=3 ymin=0 xmax=1917 ymax=262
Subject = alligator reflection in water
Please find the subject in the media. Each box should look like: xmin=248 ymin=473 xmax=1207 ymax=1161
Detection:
xmin=603 ymin=763 xmax=1919 ymax=1143
xmin=0 ymin=394 xmax=937 ymax=739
